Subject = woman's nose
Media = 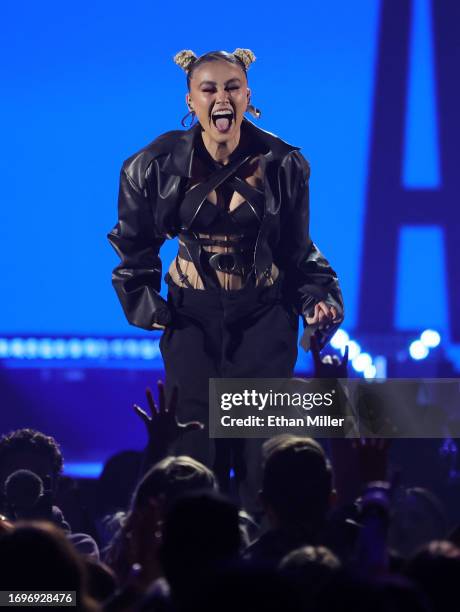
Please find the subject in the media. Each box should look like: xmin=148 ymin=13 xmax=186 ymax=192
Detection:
xmin=216 ymin=90 xmax=230 ymax=103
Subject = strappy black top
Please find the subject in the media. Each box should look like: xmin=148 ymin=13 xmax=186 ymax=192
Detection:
xmin=174 ymin=131 xmax=266 ymax=288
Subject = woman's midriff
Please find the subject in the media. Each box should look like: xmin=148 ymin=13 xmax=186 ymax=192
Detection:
xmin=168 ymin=234 xmax=279 ymax=290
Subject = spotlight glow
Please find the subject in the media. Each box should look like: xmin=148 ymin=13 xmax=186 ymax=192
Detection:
xmin=38 ymin=339 xmax=53 ymax=359
xmin=139 ymin=339 xmax=159 ymax=360
xmin=420 ymin=329 xmax=441 ymax=348
xmin=347 ymin=340 xmax=361 ymax=360
xmin=68 ymin=339 xmax=84 ymax=359
xmin=409 ymin=340 xmax=429 ymax=360
xmin=330 ymin=329 xmax=350 ymax=350
xmin=10 ymin=339 xmax=25 ymax=358
xmin=352 ymin=352 xmax=372 ymax=372
xmin=364 ymin=364 xmax=377 ymax=379
xmin=0 ymin=339 xmax=8 ymax=358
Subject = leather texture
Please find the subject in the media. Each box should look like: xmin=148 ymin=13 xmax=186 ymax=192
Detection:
xmin=108 ymin=118 xmax=344 ymax=349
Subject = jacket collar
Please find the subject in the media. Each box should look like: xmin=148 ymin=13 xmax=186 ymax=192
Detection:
xmin=159 ymin=117 xmax=300 ymax=177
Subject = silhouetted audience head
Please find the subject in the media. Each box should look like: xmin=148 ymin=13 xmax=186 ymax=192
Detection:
xmin=280 ymin=545 xmax=341 ymax=608
xmin=317 ymin=573 xmax=429 ymax=612
xmin=188 ymin=563 xmax=302 ymax=612
xmin=405 ymin=539 xmax=460 ymax=612
xmin=104 ymin=456 xmax=218 ymax=584
xmin=97 ymin=450 xmax=143 ymax=517
xmin=261 ymin=435 xmax=333 ymax=528
xmin=0 ymin=429 xmax=63 ymax=502
xmin=84 ymin=559 xmax=116 ymax=604
xmin=133 ymin=455 xmax=218 ymax=512
xmin=0 ymin=522 xmax=96 ymax=610
xmin=160 ymin=490 xmax=240 ymax=603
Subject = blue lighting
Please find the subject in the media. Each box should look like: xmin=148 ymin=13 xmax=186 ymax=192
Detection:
xmin=347 ymin=340 xmax=361 ymax=360
xmin=403 ymin=0 xmax=440 ymax=188
xmin=364 ymin=364 xmax=377 ymax=379
xmin=352 ymin=352 xmax=372 ymax=373
xmin=0 ymin=337 xmax=162 ymax=361
xmin=330 ymin=329 xmax=350 ymax=350
xmin=420 ymin=329 xmax=441 ymax=348
xmin=395 ymin=227 xmax=448 ymax=332
xmin=0 ymin=339 xmax=8 ymax=357
xmin=63 ymin=463 xmax=104 ymax=478
xmin=409 ymin=340 xmax=429 ymax=360
xmin=38 ymin=339 xmax=53 ymax=359
xmin=69 ymin=339 xmax=84 ymax=359
xmin=329 ymin=331 xmax=379 ymax=379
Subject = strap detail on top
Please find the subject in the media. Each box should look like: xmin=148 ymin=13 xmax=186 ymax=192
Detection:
xmin=179 ymin=233 xmax=257 ymax=249
xmin=179 ymin=154 xmax=252 ymax=230
xmin=225 ymin=176 xmax=264 ymax=221
xmin=175 ymin=255 xmax=194 ymax=288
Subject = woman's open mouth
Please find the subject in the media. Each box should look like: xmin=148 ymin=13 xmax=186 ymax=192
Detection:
xmin=211 ymin=110 xmax=234 ymax=133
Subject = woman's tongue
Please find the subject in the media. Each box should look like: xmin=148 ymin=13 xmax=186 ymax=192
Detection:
xmin=215 ymin=117 xmax=231 ymax=132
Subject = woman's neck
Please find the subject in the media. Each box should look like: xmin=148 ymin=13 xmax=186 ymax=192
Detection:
xmin=201 ymin=129 xmax=242 ymax=165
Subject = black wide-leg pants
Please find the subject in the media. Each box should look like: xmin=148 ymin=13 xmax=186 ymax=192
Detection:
xmin=159 ymin=272 xmax=299 ymax=500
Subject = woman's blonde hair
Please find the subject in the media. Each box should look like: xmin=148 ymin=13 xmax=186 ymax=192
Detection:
xmin=173 ymin=48 xmax=256 ymax=81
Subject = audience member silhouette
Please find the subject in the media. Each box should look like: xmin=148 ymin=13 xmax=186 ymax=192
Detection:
xmin=246 ymin=435 xmax=334 ymax=565
xmin=0 ymin=522 xmax=97 ymax=611
xmin=105 ymin=456 xmax=217 ymax=587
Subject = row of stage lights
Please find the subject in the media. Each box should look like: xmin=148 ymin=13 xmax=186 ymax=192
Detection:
xmin=0 ymin=329 xmax=442 ymax=370
xmin=330 ymin=330 xmax=378 ymax=379
xmin=409 ymin=329 xmax=441 ymax=359
xmin=330 ymin=328 xmax=442 ymax=377
xmin=0 ymin=338 xmax=161 ymax=360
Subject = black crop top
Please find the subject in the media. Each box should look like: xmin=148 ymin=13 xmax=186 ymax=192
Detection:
xmin=178 ymin=132 xmax=265 ymax=236
xmin=174 ymin=132 xmax=266 ymax=287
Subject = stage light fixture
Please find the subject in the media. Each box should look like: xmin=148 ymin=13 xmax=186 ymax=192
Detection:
xmin=352 ymin=352 xmax=372 ymax=372
xmin=420 ymin=329 xmax=441 ymax=348
xmin=409 ymin=339 xmax=429 ymax=360
xmin=330 ymin=329 xmax=350 ymax=350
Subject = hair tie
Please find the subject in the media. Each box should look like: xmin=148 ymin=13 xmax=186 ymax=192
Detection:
xmin=173 ymin=50 xmax=198 ymax=73
xmin=232 ymin=48 xmax=256 ymax=70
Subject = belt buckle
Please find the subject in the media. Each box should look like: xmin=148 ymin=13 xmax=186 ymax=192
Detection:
xmin=209 ymin=252 xmax=236 ymax=273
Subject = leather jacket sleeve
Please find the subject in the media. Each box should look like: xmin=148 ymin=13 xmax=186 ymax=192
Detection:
xmin=107 ymin=164 xmax=171 ymax=330
xmin=278 ymin=150 xmax=345 ymax=350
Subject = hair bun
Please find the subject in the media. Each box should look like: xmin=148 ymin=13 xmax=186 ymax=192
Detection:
xmin=232 ymin=48 xmax=256 ymax=70
xmin=173 ymin=50 xmax=198 ymax=73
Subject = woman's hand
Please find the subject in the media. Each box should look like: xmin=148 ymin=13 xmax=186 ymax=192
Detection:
xmin=305 ymin=301 xmax=341 ymax=328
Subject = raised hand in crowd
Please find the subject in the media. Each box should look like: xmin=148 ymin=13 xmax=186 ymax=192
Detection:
xmin=310 ymin=337 xmax=391 ymax=504
xmin=311 ymin=335 xmax=349 ymax=379
xmin=134 ymin=380 xmax=204 ymax=472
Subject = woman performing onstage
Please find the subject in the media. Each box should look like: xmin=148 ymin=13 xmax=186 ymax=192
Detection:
xmin=108 ymin=48 xmax=344 ymax=494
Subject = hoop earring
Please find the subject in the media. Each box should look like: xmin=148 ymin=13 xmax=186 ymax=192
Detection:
xmin=246 ymin=104 xmax=262 ymax=119
xmin=181 ymin=110 xmax=197 ymax=128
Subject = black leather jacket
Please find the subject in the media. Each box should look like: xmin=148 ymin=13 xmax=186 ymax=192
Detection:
xmin=108 ymin=118 xmax=344 ymax=349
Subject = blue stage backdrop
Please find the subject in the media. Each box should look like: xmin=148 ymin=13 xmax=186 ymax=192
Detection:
xmin=3 ymin=0 xmax=456 ymax=345
xmin=2 ymin=0 xmax=460 ymax=468
xmin=0 ymin=0 xmax=379 ymax=332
